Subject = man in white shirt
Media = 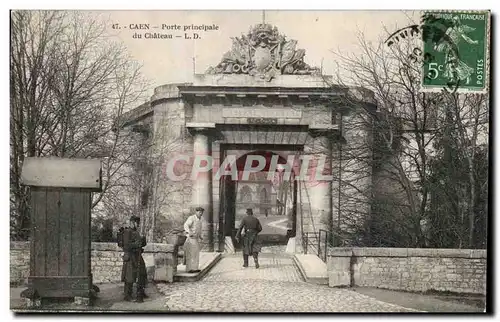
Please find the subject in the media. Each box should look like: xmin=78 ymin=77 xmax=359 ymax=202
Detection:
xmin=183 ymin=207 xmax=204 ymax=273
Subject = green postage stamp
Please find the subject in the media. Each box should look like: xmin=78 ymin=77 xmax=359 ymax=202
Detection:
xmin=421 ymin=10 xmax=491 ymax=93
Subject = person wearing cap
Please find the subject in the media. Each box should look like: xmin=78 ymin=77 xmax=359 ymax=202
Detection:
xmin=236 ymin=208 xmax=263 ymax=268
xmin=183 ymin=207 xmax=204 ymax=273
xmin=120 ymin=215 xmax=147 ymax=302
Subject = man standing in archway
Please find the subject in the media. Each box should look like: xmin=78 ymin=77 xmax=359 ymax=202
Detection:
xmin=236 ymin=208 xmax=263 ymax=268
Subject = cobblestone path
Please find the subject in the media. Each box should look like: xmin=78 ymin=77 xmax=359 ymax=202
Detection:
xmin=204 ymin=253 xmax=303 ymax=282
xmin=157 ymin=254 xmax=418 ymax=312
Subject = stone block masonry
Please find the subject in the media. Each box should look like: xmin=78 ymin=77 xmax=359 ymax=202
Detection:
xmin=90 ymin=243 xmax=125 ymax=284
xmin=328 ymin=248 xmax=487 ymax=295
xmin=10 ymin=242 xmax=30 ymax=285
xmin=10 ymin=242 xmax=177 ymax=285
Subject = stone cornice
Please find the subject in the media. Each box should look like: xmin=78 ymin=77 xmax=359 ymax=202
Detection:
xmin=308 ymin=124 xmax=340 ymax=137
xmin=117 ymin=101 xmax=153 ymax=129
xmin=186 ymin=122 xmax=216 ymax=129
xmin=308 ymin=124 xmax=346 ymax=144
xmin=190 ymin=73 xmax=335 ymax=88
xmin=186 ymin=122 xmax=217 ymax=135
xmin=178 ymin=85 xmax=344 ymax=98
xmin=309 ymin=124 xmax=339 ymax=131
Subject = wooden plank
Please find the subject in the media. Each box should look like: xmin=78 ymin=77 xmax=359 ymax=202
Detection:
xmin=45 ymin=189 xmax=61 ymax=276
xmin=58 ymin=189 xmax=72 ymax=276
xmin=82 ymin=191 xmax=92 ymax=276
xmin=29 ymin=276 xmax=91 ymax=298
xmin=70 ymin=191 xmax=85 ymax=276
xmin=21 ymin=157 xmax=102 ymax=190
xmin=32 ymin=188 xmax=47 ymax=277
xmin=36 ymin=289 xmax=92 ymax=298
xmin=29 ymin=188 xmax=40 ymax=276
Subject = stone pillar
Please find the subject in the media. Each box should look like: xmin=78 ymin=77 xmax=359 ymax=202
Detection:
xmin=144 ymin=243 xmax=178 ymax=283
xmin=307 ymin=129 xmax=333 ymax=233
xmin=188 ymin=124 xmax=215 ymax=252
xmin=296 ymin=127 xmax=333 ymax=253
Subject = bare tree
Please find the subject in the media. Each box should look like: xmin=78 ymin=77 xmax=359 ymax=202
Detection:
xmin=324 ymin=32 xmax=429 ymax=246
xmin=323 ymin=26 xmax=489 ymax=248
xmin=96 ymin=98 xmax=187 ymax=242
xmin=10 ymin=11 xmax=65 ymax=239
xmin=10 ymin=10 xmax=149 ymax=239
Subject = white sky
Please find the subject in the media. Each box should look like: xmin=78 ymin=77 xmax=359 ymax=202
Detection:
xmin=94 ymin=10 xmax=419 ymax=89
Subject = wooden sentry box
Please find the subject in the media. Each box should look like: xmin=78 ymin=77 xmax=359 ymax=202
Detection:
xmin=21 ymin=157 xmax=102 ymax=299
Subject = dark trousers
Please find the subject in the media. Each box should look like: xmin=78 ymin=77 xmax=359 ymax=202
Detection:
xmin=243 ymin=252 xmax=259 ymax=267
xmin=124 ymin=273 xmax=146 ymax=300
xmin=124 ymin=283 xmax=133 ymax=299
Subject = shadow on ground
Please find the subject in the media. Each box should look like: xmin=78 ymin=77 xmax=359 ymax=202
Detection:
xmin=11 ymin=283 xmax=170 ymax=312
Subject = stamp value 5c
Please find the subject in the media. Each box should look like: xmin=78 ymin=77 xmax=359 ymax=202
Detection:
xmin=421 ymin=10 xmax=490 ymax=93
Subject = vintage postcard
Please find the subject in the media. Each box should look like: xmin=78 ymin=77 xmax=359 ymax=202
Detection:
xmin=9 ymin=9 xmax=490 ymax=313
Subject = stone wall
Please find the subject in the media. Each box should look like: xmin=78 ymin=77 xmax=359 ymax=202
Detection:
xmin=151 ymin=84 xmax=194 ymax=242
xmin=10 ymin=242 xmax=177 ymax=286
xmin=10 ymin=242 xmax=30 ymax=285
xmin=328 ymin=248 xmax=487 ymax=295
xmin=90 ymin=243 xmax=127 ymax=284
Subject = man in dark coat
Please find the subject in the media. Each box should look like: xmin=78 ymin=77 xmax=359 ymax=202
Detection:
xmin=120 ymin=215 xmax=147 ymax=302
xmin=236 ymin=208 xmax=263 ymax=268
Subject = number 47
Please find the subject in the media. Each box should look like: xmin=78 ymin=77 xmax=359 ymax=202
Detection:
xmin=427 ymin=63 xmax=443 ymax=80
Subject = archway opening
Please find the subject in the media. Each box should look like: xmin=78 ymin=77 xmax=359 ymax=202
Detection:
xmin=219 ymin=150 xmax=298 ymax=251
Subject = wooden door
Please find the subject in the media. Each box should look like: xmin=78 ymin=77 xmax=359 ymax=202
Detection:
xmin=29 ymin=187 xmax=92 ymax=298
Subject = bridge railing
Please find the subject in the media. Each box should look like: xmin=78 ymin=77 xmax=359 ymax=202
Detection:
xmin=304 ymin=229 xmax=349 ymax=262
xmin=302 ymin=231 xmax=319 ymax=256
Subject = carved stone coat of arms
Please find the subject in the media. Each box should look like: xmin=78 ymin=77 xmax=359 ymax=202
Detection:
xmin=206 ymin=24 xmax=320 ymax=81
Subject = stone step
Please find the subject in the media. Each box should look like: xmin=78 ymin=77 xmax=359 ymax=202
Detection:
xmin=174 ymin=252 xmax=222 ymax=282
xmin=293 ymin=254 xmax=328 ymax=285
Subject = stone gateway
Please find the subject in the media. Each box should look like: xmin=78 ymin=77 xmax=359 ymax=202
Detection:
xmin=120 ymin=23 xmax=377 ymax=253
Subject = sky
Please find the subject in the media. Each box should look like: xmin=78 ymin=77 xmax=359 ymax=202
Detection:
xmin=94 ymin=10 xmax=419 ymax=90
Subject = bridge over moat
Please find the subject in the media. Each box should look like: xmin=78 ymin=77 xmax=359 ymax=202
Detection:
xmin=158 ymin=253 xmax=418 ymax=312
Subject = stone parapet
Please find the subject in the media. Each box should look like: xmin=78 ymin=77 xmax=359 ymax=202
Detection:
xmin=327 ymin=247 xmax=487 ymax=295
xmin=10 ymin=242 xmax=178 ymax=285
xmin=328 ymin=247 xmax=487 ymax=258
xmin=151 ymin=82 xmax=192 ymax=102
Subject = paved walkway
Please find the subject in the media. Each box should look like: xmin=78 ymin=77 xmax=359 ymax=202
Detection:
xmin=267 ymin=218 xmax=288 ymax=231
xmin=11 ymin=254 xmax=483 ymax=312
xmin=157 ymin=254 xmax=417 ymax=312
xmin=203 ymin=253 xmax=302 ymax=282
